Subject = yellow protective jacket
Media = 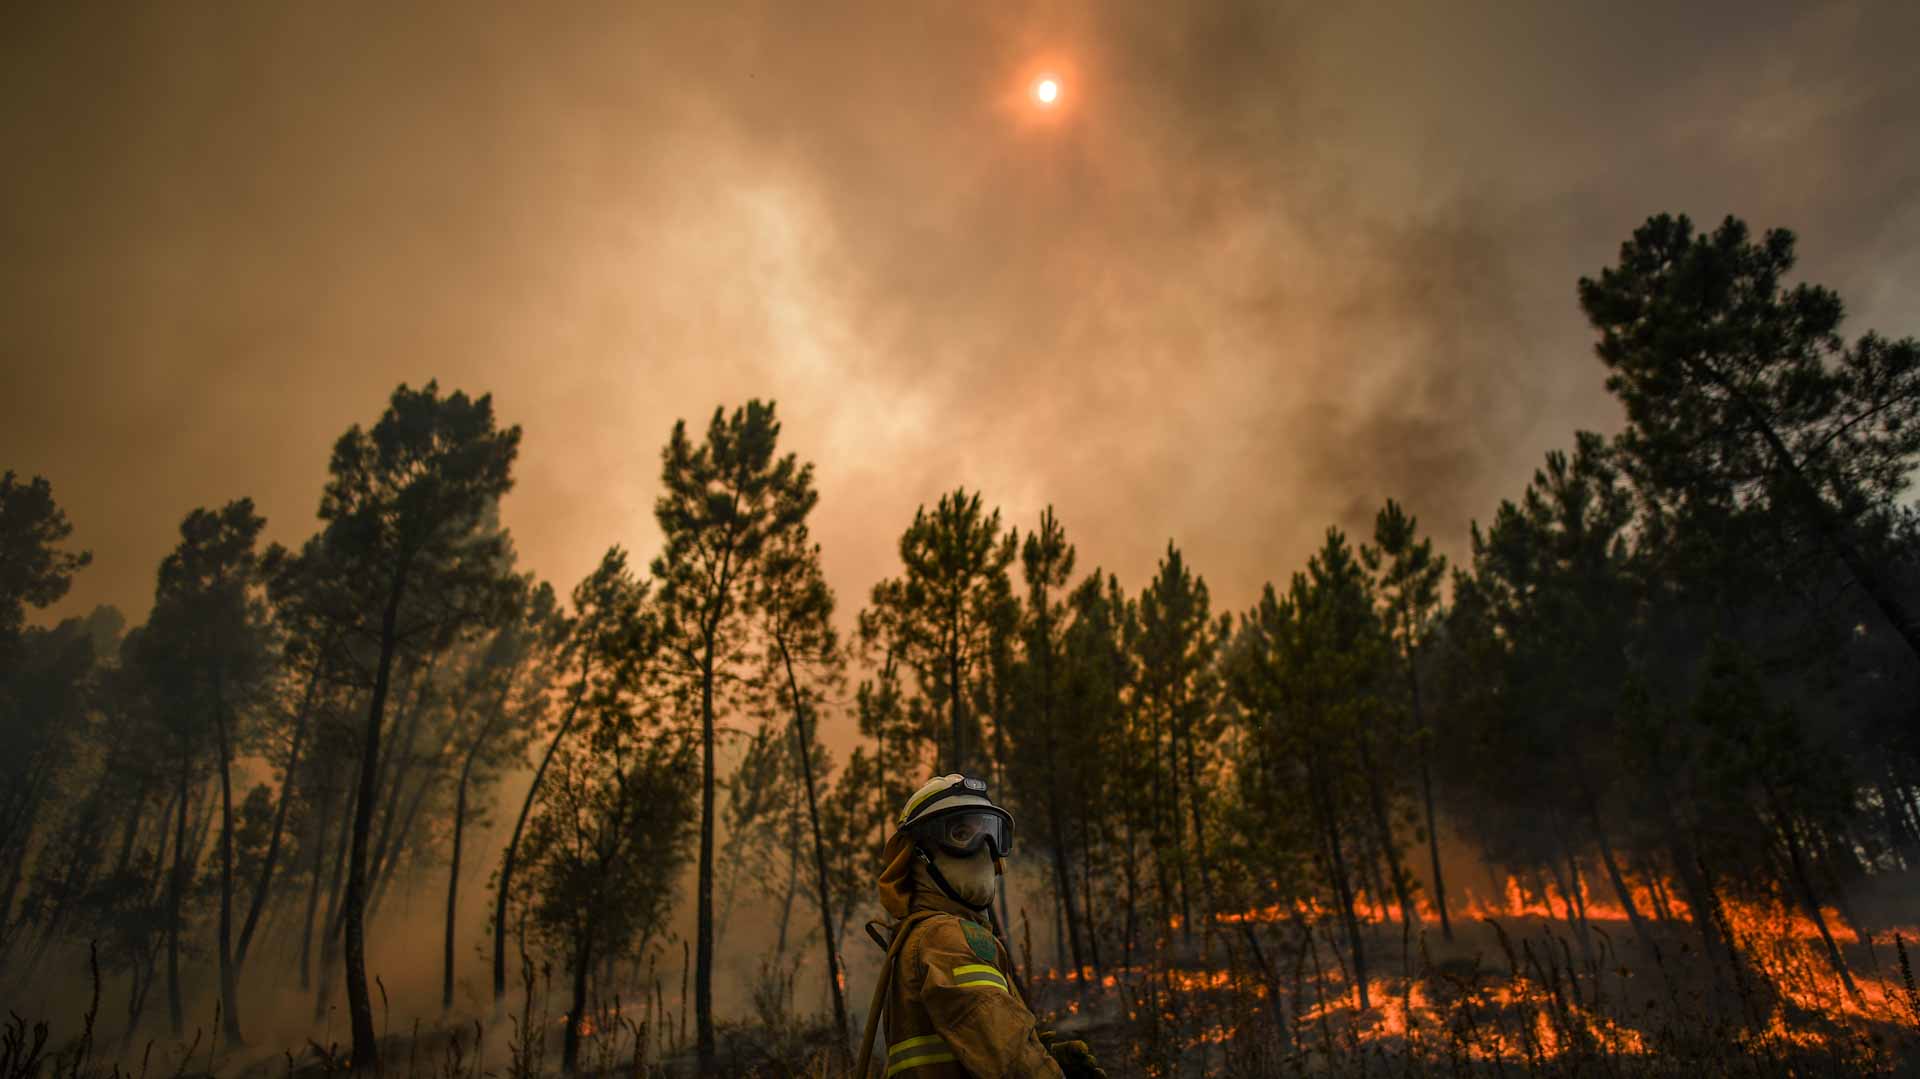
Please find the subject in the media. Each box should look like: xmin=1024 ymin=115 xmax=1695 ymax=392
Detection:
xmin=870 ymin=839 xmax=1062 ymax=1078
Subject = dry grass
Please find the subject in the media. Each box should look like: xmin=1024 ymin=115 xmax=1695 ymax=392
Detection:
xmin=14 ymin=916 xmax=1920 ymax=1079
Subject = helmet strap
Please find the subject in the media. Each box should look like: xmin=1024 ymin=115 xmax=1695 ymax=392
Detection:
xmin=914 ymin=843 xmax=991 ymax=915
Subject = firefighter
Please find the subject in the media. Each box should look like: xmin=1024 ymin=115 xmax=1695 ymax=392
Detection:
xmin=854 ymin=774 xmax=1105 ymax=1078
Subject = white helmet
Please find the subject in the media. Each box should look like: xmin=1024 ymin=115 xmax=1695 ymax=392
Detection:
xmin=897 ymin=773 xmax=1015 ymax=858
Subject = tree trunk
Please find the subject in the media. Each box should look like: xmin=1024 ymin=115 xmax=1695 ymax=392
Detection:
xmin=237 ymin=665 xmax=317 ymax=971
xmin=344 ymin=565 xmax=408 ymax=1072
xmin=213 ymin=680 xmax=244 ymax=1044
xmin=363 ymin=664 xmax=432 ymax=913
xmin=1813 ymin=824 xmax=1865 ymax=933
xmin=1121 ymin=813 xmax=1139 ymax=970
xmin=22 ymin=758 xmax=122 ymax=974
xmin=775 ymin=833 xmax=798 ymax=960
xmin=774 ymin=638 xmax=850 ymax=1050
xmin=947 ymin=628 xmax=964 ymax=773
xmin=123 ymin=945 xmax=155 ymax=1051
xmin=1358 ymin=735 xmax=1412 ymax=931
xmin=113 ymin=786 xmax=146 ymax=879
xmin=696 ymin=640 xmax=717 ymax=1069
xmin=1036 ymin=637 xmax=1085 ymax=981
xmin=1547 ymin=827 xmax=1595 ymax=974
xmin=166 ymin=746 xmax=190 ymax=1036
xmin=989 ymin=668 xmax=1014 ymax=932
xmin=299 ymin=780 xmax=333 ymax=992
xmin=1587 ymin=801 xmax=1658 ymax=959
xmin=1181 ymin=727 xmax=1213 ymax=947
xmin=1408 ymin=655 xmax=1452 ymax=940
xmin=1148 ymin=699 xmax=1169 ymax=938
xmin=368 ymin=769 xmax=438 ymax=922
xmin=1880 ymin=774 xmax=1919 ymax=868
xmin=1170 ymin=719 xmax=1193 ymax=949
xmin=0 ymin=769 xmax=51 ymax=938
xmin=1361 ymin=831 xmax=1392 ymax=925
xmin=1633 ymin=850 xmax=1678 ymax=924
xmin=315 ymin=775 xmax=355 ymax=1021
xmin=1763 ymin=784 xmax=1860 ymax=998
xmin=1661 ymin=818 xmax=1737 ymax=997
xmin=1078 ymin=810 xmax=1104 ymax=980
xmin=1242 ymin=923 xmax=1289 ymax=1050
xmin=564 ymin=924 xmax=593 ymax=1074
xmin=1311 ymin=761 xmax=1368 ymax=1011
xmin=443 ymin=747 xmax=476 ymax=1012
xmin=493 ymin=660 xmax=594 ymax=1007
xmin=1052 ymin=885 xmax=1067 ymax=973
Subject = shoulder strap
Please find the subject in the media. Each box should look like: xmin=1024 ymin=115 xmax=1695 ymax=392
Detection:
xmin=852 ymin=909 xmax=943 ymax=1078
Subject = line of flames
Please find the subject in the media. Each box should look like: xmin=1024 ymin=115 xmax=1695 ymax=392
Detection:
xmin=1206 ymin=873 xmax=1919 ymax=948
xmin=1033 ymin=872 xmax=1920 ymax=1062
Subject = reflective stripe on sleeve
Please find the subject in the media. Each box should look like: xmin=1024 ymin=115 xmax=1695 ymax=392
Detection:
xmin=950 ymin=963 xmax=1010 ymax=992
xmin=886 ymin=1033 xmax=956 ymax=1075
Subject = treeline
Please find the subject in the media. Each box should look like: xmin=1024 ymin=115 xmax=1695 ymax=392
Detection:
xmin=2 ymin=212 xmax=1917 ymax=1073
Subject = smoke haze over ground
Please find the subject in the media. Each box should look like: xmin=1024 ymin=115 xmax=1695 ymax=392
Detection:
xmin=6 ymin=0 xmax=1920 ymax=743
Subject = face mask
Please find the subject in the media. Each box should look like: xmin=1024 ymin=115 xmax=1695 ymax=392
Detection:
xmin=914 ymin=845 xmax=997 ymax=910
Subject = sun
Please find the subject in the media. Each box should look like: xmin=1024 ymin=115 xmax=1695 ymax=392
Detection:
xmin=1034 ymin=77 xmax=1060 ymax=106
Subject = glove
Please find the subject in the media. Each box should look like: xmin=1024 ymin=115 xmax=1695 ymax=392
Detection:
xmin=1049 ymin=1040 xmax=1104 ymax=1079
xmin=1037 ymin=1029 xmax=1106 ymax=1079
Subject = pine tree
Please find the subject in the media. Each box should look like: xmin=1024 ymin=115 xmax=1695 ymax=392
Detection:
xmin=756 ymin=523 xmax=851 ymax=1050
xmin=306 ymin=382 xmax=521 ymax=1070
xmin=1365 ymin=501 xmax=1451 ymax=938
xmin=865 ymin=489 xmax=1015 ymax=774
xmin=495 ymin=551 xmax=645 ymax=1008
xmin=650 ymin=400 xmax=813 ymax=1069
xmin=142 ymin=499 xmax=274 ymax=1041
xmin=1579 ymin=213 xmax=1920 ymax=663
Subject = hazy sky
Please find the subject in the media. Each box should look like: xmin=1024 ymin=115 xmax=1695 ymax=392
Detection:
xmin=7 ymin=1 xmax=1919 ymax=658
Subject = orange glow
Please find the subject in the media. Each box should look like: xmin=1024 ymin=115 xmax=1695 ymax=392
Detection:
xmin=1183 ymin=872 xmax=1919 ymax=1061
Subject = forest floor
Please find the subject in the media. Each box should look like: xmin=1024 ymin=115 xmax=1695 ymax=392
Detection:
xmin=1010 ymin=910 xmax=1920 ymax=1078
xmin=11 ymin=911 xmax=1920 ymax=1078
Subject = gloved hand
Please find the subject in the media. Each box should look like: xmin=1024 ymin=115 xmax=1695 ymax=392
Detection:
xmin=1037 ymin=1029 xmax=1107 ymax=1079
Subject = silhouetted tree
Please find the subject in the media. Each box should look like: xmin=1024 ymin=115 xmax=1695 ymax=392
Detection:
xmin=1133 ymin=541 xmax=1220 ymax=946
xmin=756 ymin=523 xmax=851 ymax=1049
xmin=866 ymin=489 xmax=1015 ymax=774
xmin=494 ymin=550 xmax=646 ymax=1008
xmin=142 ymin=499 xmax=274 ymax=1042
xmin=1579 ymin=213 xmax=1920 ymax=663
xmin=1003 ymin=508 xmax=1088 ymax=976
xmin=0 ymin=471 xmax=92 ymax=653
xmin=0 ymin=471 xmax=93 ymax=944
xmin=650 ymin=400 xmax=813 ymax=1069
xmin=517 ymin=665 xmax=693 ymax=1073
xmin=307 ymin=382 xmax=521 ymax=1071
xmin=1365 ymin=500 xmax=1451 ymax=938
xmin=442 ymin=578 xmax=553 ymax=1011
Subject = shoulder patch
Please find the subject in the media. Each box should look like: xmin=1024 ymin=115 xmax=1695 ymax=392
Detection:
xmin=961 ymin=920 xmax=997 ymax=963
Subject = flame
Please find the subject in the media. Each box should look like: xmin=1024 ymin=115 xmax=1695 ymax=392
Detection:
xmin=1209 ymin=873 xmax=1916 ymax=950
xmin=1133 ymin=869 xmax=1920 ymax=1065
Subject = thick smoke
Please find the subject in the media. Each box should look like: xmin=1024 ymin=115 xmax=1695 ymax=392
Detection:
xmin=6 ymin=1 xmax=1918 ymax=648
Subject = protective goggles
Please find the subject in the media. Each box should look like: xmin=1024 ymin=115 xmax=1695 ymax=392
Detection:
xmin=909 ymin=807 xmax=1014 ymax=858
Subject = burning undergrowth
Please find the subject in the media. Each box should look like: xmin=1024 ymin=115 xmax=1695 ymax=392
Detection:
xmin=1013 ymin=881 xmax=1920 ymax=1078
